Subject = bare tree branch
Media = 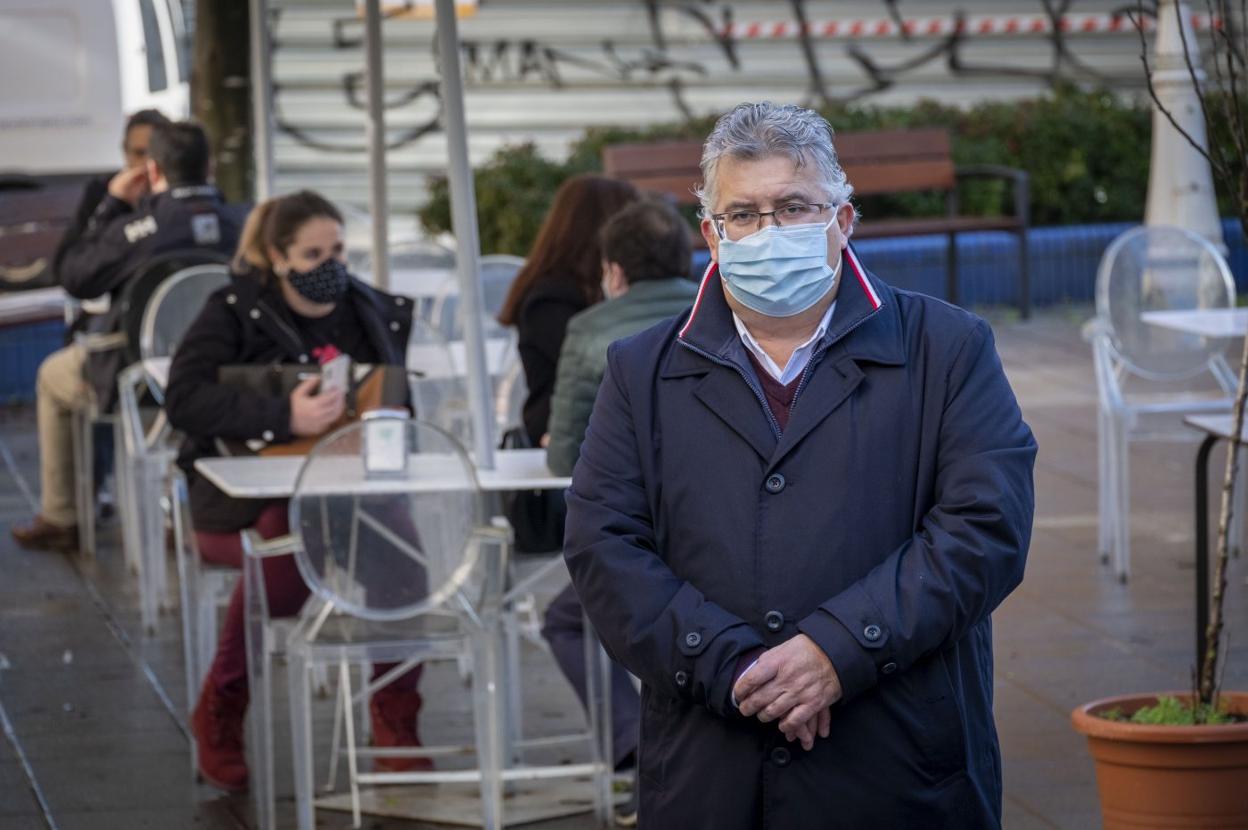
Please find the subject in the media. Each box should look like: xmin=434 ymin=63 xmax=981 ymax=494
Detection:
xmin=1174 ymin=0 xmax=1237 ymax=176
xmin=1133 ymin=1 xmax=1230 ymax=176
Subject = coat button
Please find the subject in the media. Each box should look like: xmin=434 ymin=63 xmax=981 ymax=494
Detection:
xmin=395 ymin=297 xmax=405 ymax=306
xmin=764 ymin=474 xmax=786 ymax=494
xmin=881 ymin=661 xmax=898 ymax=675
xmin=764 ymin=610 xmax=784 ymax=632
xmin=226 ymin=293 xmax=237 ymax=304
xmin=674 ymin=671 xmax=688 ymax=688
xmin=299 ymin=354 xmax=310 ymax=363
xmin=389 ymin=321 xmax=400 ymax=331
xmin=249 ymin=308 xmax=261 ymax=319
xmin=684 ymin=632 xmax=702 ymax=648
xmin=262 ymin=430 xmax=274 ymax=442
xmin=863 ymin=624 xmax=882 ymax=642
xmin=770 ymin=746 xmax=791 ymax=767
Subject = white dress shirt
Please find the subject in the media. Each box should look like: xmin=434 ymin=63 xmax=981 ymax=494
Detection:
xmin=732 ymin=300 xmax=837 ymax=386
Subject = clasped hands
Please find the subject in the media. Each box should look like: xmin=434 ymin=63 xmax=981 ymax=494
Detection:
xmin=732 ymin=634 xmax=842 ymax=751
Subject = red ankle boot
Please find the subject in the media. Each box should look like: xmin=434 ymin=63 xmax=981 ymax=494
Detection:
xmin=369 ymin=688 xmax=432 ymax=772
xmin=192 ymin=681 xmax=250 ymax=790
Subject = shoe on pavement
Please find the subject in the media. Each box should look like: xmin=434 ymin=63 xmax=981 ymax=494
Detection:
xmin=370 ymin=688 xmax=433 ymax=773
xmin=191 ymin=680 xmax=250 ymax=791
xmin=11 ymin=516 xmax=78 ymax=553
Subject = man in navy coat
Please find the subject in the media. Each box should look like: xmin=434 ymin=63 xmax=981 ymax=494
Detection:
xmin=563 ymin=102 xmax=1036 ymax=828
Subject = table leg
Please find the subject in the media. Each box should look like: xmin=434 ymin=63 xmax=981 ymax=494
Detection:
xmin=1195 ymin=434 xmax=1217 ymax=681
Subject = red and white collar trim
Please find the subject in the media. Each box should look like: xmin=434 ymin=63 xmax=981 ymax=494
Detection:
xmin=678 ymin=248 xmax=881 ymax=340
xmin=843 ymin=245 xmax=882 ymax=311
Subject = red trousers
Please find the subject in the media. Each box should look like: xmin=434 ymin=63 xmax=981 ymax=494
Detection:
xmin=195 ymin=502 xmax=420 ymax=696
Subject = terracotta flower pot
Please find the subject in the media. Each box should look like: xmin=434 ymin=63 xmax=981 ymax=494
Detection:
xmin=1070 ymin=691 xmax=1248 ymax=829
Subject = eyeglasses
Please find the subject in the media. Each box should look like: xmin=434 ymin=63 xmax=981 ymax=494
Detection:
xmin=711 ymin=202 xmax=835 ymax=240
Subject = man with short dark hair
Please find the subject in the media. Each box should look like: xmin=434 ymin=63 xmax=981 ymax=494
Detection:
xmin=12 ymin=120 xmax=245 ymax=553
xmin=53 ymin=109 xmax=170 ymax=296
xmin=542 ymin=197 xmax=698 ymax=826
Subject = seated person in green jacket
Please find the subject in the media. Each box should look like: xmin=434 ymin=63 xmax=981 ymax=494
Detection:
xmin=545 ymin=198 xmax=699 ymax=474
xmin=541 ymin=197 xmax=698 ymax=825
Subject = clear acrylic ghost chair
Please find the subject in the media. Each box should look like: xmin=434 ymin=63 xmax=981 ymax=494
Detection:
xmin=116 ymin=263 xmax=231 ymax=630
xmin=407 ymin=317 xmax=475 ymax=445
xmin=170 ymin=468 xmax=237 ymax=775
xmin=280 ymin=417 xmax=510 ymax=829
xmin=1088 ymin=225 xmax=1238 ymax=581
xmin=430 ymin=254 xmax=525 ymax=341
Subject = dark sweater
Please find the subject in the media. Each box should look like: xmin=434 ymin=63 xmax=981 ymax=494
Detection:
xmin=744 ymin=348 xmax=803 ymax=433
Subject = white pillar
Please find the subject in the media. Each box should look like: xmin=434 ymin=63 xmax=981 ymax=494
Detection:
xmin=249 ymin=0 xmax=275 ymax=201
xmin=1145 ymin=0 xmax=1226 ymax=250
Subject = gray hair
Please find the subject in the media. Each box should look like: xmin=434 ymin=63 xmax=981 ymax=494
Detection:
xmin=696 ymin=102 xmax=854 ymax=217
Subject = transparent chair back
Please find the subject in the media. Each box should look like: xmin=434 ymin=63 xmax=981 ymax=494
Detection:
xmin=139 ymin=263 xmax=231 ymax=400
xmin=289 ymin=418 xmax=482 ymax=624
xmin=1095 ymin=225 xmax=1236 ymax=381
xmin=433 ymin=254 xmax=525 ymax=340
xmin=407 ymin=317 xmax=475 ymax=445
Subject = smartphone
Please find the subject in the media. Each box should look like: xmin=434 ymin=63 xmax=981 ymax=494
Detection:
xmin=319 ymin=354 xmax=351 ymax=396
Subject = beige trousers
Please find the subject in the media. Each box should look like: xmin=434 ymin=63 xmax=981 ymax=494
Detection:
xmin=35 ymin=343 xmax=90 ymax=527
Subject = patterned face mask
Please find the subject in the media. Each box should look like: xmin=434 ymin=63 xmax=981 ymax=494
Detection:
xmin=285 ymin=258 xmax=350 ymax=304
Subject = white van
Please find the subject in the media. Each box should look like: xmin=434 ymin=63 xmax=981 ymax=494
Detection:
xmin=0 ymin=0 xmax=189 ymax=291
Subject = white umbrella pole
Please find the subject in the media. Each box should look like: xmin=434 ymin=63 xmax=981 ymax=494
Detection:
xmin=364 ymin=0 xmax=390 ymax=290
xmin=435 ymin=0 xmax=495 ymax=468
xmin=248 ymin=0 xmax=274 ymax=201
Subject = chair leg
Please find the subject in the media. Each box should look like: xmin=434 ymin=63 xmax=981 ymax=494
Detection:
xmin=583 ymin=613 xmax=615 ymax=827
xmin=325 ymin=663 xmax=346 ymax=792
xmin=502 ymin=610 xmax=525 ymax=765
xmin=340 ymin=660 xmax=362 ymax=829
xmin=1097 ymin=406 xmax=1113 ymax=565
xmin=244 ymin=558 xmax=277 ymax=830
xmin=288 ymin=651 xmax=316 ymax=830
xmin=1112 ymin=419 xmax=1132 ymax=583
xmin=138 ymin=458 xmax=164 ymax=633
xmin=71 ymin=409 xmax=95 ymax=558
xmin=470 ymin=628 xmax=504 ymax=830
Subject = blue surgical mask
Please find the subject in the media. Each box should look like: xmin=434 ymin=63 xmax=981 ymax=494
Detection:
xmin=717 ymin=219 xmax=841 ymax=318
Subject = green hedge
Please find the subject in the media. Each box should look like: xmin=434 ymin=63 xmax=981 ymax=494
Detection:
xmin=420 ymin=85 xmax=1158 ymax=256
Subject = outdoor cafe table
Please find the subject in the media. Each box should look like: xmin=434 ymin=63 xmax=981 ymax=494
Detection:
xmin=1185 ymin=413 xmax=1247 ymax=682
xmin=1142 ymin=308 xmax=1248 ymax=338
xmin=192 ymin=448 xmax=612 ymax=808
xmin=194 ymin=447 xmax=568 ymax=499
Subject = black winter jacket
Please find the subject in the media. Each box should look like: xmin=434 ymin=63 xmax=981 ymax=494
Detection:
xmin=165 ymin=268 xmax=413 ymax=531
xmin=58 ymin=185 xmax=246 ymax=409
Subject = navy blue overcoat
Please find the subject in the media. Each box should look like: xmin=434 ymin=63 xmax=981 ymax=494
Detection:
xmin=564 ymin=248 xmax=1036 ymax=829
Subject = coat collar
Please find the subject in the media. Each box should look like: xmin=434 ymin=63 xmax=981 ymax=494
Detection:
xmin=666 ymin=245 xmax=905 ymax=377
xmin=661 ymin=246 xmax=907 ymax=470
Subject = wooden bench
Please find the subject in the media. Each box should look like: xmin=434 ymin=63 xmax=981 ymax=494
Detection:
xmin=603 ymin=128 xmax=1031 ymax=318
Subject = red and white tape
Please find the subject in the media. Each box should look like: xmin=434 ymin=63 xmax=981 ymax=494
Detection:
xmin=720 ymin=13 xmax=1215 ymax=41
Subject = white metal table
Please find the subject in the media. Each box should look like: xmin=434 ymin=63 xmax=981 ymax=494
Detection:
xmin=194 ymin=448 xmax=565 ymax=498
xmin=1142 ymin=308 xmax=1248 ymax=338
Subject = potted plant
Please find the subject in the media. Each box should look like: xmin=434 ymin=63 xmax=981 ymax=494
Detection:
xmin=1070 ymin=3 xmax=1248 ymax=827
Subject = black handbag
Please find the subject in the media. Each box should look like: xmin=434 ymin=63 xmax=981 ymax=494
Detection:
xmin=500 ymin=426 xmax=567 ymax=554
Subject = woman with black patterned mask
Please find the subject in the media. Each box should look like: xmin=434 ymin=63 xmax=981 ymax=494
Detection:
xmin=164 ymin=190 xmax=423 ymax=791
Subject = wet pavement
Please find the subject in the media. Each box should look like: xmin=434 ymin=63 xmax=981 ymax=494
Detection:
xmin=0 ymin=306 xmax=1245 ymax=829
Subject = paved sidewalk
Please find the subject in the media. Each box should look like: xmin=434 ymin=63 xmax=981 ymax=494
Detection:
xmin=0 ymin=306 xmax=1245 ymax=829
